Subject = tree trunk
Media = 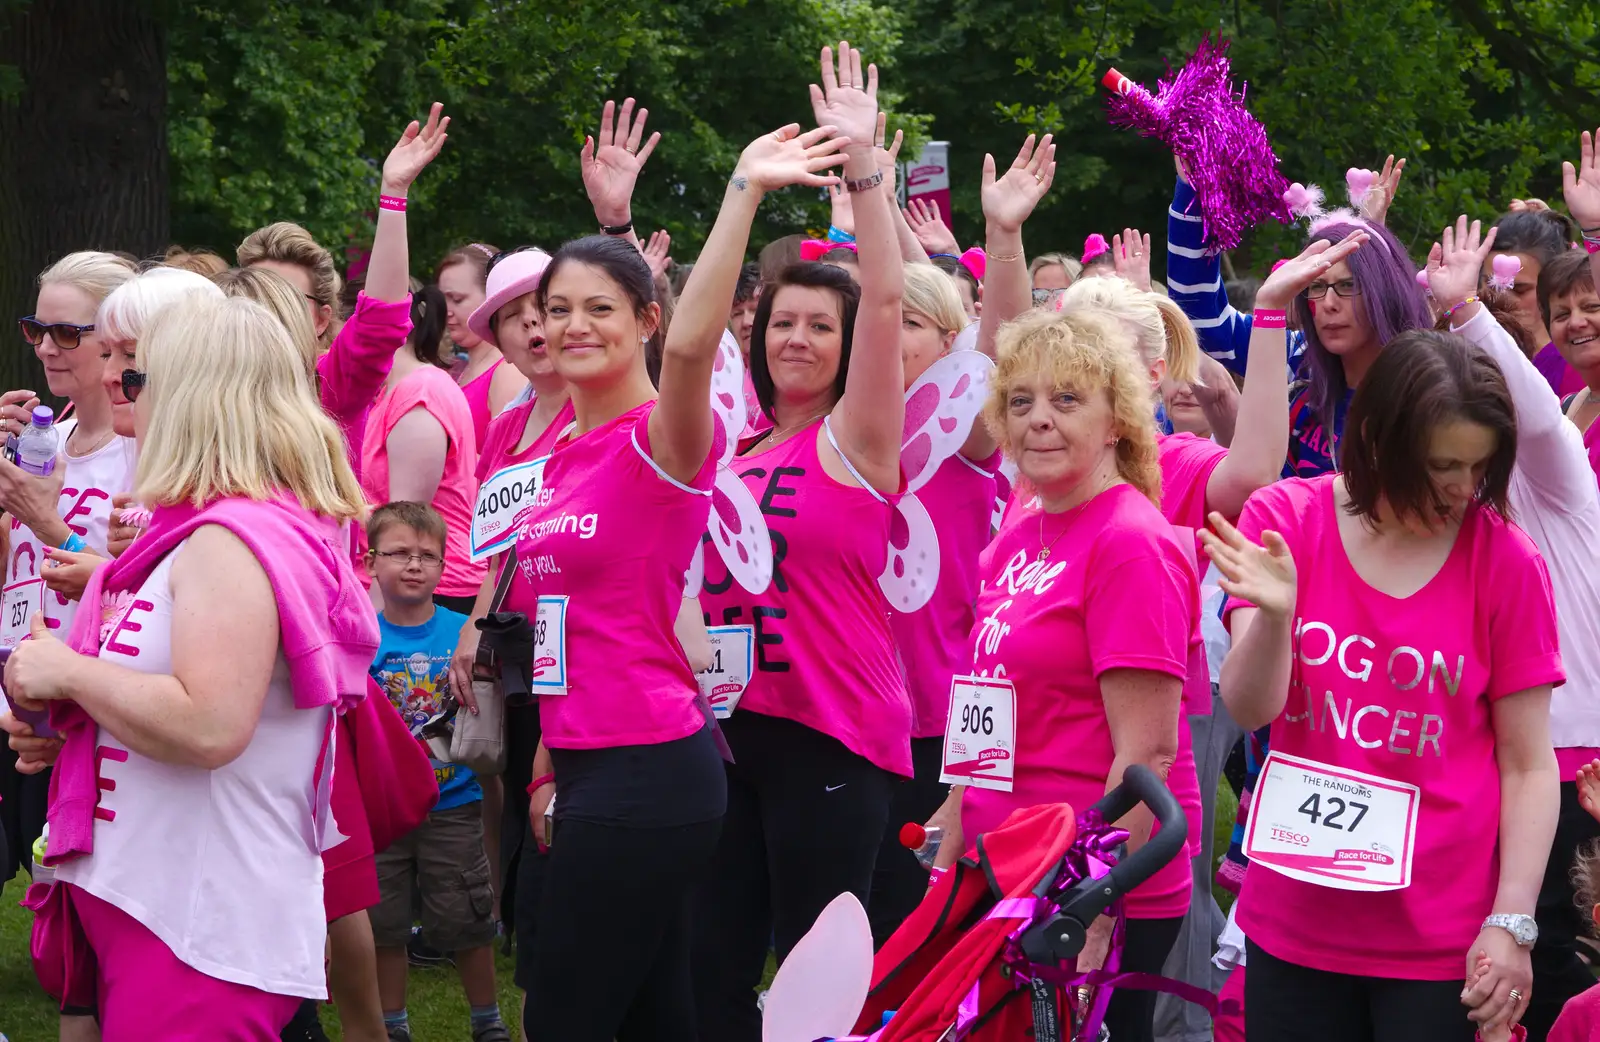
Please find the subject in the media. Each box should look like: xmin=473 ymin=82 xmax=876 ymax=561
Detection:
xmin=0 ymin=0 xmax=167 ymax=401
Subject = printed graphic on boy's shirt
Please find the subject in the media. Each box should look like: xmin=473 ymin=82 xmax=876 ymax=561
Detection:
xmin=375 ymin=650 xmax=452 ymax=737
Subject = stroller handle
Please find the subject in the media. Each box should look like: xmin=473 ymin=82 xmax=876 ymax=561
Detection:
xmin=1086 ymin=763 xmax=1188 ymax=905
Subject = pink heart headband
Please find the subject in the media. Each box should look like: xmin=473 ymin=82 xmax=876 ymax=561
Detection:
xmin=1487 ymin=253 xmax=1521 ymax=292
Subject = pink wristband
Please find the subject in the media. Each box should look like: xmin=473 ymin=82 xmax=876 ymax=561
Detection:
xmin=1253 ymin=308 xmax=1288 ymax=330
xmin=1585 ymin=237 xmax=1600 ymax=255
xmin=378 ymin=194 xmax=408 ymax=212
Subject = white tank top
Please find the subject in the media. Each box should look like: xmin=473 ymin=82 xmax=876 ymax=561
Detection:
xmin=54 ymin=537 xmax=331 ymax=999
xmin=4 ymin=418 xmax=137 ymax=637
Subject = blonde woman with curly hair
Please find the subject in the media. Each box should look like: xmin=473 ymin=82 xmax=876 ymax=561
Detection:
xmin=3 ymin=294 xmax=378 ymax=1037
xmin=926 ymin=308 xmax=1202 ymax=1042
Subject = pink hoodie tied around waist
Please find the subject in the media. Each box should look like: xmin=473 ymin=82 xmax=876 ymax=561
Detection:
xmin=44 ymin=494 xmax=378 ymax=867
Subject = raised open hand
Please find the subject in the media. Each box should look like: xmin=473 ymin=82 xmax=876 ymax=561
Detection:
xmin=808 ymin=42 xmax=878 ymax=151
xmin=1255 ymin=234 xmax=1369 ymax=312
xmin=1507 ymin=198 xmax=1551 ymax=214
xmin=980 ymin=133 xmax=1055 ymax=234
xmin=1578 ymin=759 xmax=1600 ymax=825
xmin=1112 ymin=227 xmax=1152 ymax=292
xmin=873 ymin=112 xmax=903 ymax=196
xmin=904 ymin=198 xmax=958 ymax=256
xmin=1359 ymin=154 xmax=1406 ymax=225
xmin=1425 ymin=215 xmax=1497 ymax=314
xmin=642 ymin=230 xmax=673 ymax=279
xmin=1200 ymin=512 xmax=1297 ymax=620
xmin=582 ymin=98 xmax=662 ymax=227
xmin=1563 ymin=128 xmax=1600 ymax=236
xmin=381 ymin=102 xmax=450 ymax=194
xmin=732 ymin=123 xmax=849 ymax=197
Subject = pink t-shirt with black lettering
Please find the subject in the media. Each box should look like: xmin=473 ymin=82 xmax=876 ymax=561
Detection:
xmin=962 ymin=482 xmax=1202 ymax=919
xmin=698 ymin=418 xmax=912 ymax=776
xmin=1226 ymin=476 xmax=1564 ymax=979
xmin=505 ymin=400 xmax=714 ymax=749
xmin=890 ymin=452 xmax=1000 ymax=738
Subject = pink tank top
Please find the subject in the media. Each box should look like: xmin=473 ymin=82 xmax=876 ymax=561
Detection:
xmin=361 ymin=366 xmax=487 ymax=598
xmin=460 ymin=357 xmax=502 ymax=452
xmin=889 ymin=452 xmax=999 ymax=738
xmin=505 ymin=401 xmax=714 ymax=749
xmin=699 ymin=418 xmax=913 ymax=776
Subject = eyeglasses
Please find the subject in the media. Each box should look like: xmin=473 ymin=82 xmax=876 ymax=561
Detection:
xmin=120 ymin=369 xmax=147 ymax=402
xmin=372 ymin=550 xmax=444 ymax=568
xmin=20 ymin=317 xmax=95 ymax=349
xmin=1306 ymin=279 xmax=1361 ymax=300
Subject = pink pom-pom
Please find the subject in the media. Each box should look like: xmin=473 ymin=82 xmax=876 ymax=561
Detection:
xmin=1104 ymin=35 xmax=1291 ymax=253
xmin=1282 ymin=182 xmax=1325 ymax=219
xmin=1346 ymin=168 xmax=1379 ymax=211
xmin=1488 ymin=253 xmax=1522 ymax=291
xmin=1082 ymin=233 xmax=1110 ymax=264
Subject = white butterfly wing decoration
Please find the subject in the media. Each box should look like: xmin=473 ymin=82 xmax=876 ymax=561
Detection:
xmin=879 ymin=351 xmax=994 ymax=613
xmin=690 ymin=330 xmax=774 ymax=596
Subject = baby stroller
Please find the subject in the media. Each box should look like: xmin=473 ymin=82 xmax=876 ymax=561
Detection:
xmin=763 ymin=765 xmax=1200 ymax=1042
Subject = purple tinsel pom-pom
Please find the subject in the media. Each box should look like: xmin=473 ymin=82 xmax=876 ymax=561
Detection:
xmin=1105 ymin=35 xmax=1289 ymax=254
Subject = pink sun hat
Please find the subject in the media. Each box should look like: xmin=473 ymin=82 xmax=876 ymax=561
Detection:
xmin=466 ymin=247 xmax=553 ymax=347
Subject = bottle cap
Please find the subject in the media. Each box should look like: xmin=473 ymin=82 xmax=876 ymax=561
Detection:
xmin=30 ymin=405 xmax=53 ymax=427
xmin=898 ymin=822 xmax=928 ymax=849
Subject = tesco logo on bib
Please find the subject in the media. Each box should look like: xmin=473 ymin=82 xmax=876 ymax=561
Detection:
xmin=1270 ymin=827 xmax=1311 ymax=848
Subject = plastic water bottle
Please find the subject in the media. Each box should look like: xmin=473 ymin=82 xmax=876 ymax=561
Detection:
xmin=899 ymin=822 xmax=943 ymax=869
xmin=15 ymin=405 xmax=58 ymax=477
xmin=31 ymin=823 xmax=53 ymax=885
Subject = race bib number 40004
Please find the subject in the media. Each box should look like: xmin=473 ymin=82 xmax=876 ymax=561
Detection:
xmin=940 ymin=675 xmax=1016 ymax=792
xmin=698 ymin=625 xmax=753 ymax=719
xmin=470 ymin=458 xmax=550 ymax=562
xmin=1243 ymin=751 xmax=1420 ymax=892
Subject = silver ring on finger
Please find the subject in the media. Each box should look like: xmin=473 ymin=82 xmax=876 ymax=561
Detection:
xmin=1509 ymin=990 xmax=1524 ymax=1003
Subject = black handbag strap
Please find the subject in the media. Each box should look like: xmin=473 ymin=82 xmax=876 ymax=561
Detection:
xmin=488 ymin=546 xmax=518 ymax=614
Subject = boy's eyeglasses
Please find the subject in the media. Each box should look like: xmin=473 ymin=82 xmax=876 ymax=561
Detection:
xmin=372 ymin=550 xmax=444 ymax=569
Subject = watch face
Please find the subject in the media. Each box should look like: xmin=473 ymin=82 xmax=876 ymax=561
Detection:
xmin=1514 ymin=919 xmax=1539 ymax=945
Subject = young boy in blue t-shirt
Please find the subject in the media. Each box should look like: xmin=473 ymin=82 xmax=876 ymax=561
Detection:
xmin=366 ymin=502 xmax=508 ymax=1042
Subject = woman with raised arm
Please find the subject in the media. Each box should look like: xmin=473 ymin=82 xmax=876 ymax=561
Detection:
xmin=1427 ymin=212 xmax=1600 ymax=1039
xmin=1207 ymin=329 xmax=1560 ymax=1042
xmin=868 ymin=132 xmax=1055 ymax=943
xmin=1483 ymin=207 xmax=1578 ymax=393
xmin=511 ymin=115 xmax=845 ymax=1039
xmin=692 ymin=44 xmax=904 ymax=1041
xmin=238 ymin=104 xmax=448 ymax=477
xmin=1553 ymin=127 xmax=1600 ymax=486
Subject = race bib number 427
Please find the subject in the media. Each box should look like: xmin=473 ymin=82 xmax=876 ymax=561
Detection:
xmin=1243 ymin=751 xmax=1420 ymax=892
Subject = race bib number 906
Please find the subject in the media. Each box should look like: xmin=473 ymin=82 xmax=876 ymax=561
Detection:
xmin=940 ymin=675 xmax=1016 ymax=792
xmin=1243 ymin=751 xmax=1420 ymax=892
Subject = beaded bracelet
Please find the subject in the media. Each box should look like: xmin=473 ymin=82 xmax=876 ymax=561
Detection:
xmin=1442 ymin=296 xmax=1480 ymax=322
xmin=1253 ymin=308 xmax=1288 ymax=330
xmin=378 ymin=194 xmax=408 ymax=212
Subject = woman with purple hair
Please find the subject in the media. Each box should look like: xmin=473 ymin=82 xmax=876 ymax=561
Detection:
xmin=1165 ymin=171 xmax=1432 ymax=478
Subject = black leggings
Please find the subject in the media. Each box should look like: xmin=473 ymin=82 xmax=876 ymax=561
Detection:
xmin=524 ymin=816 xmax=722 ymax=1042
xmin=1525 ymin=779 xmax=1600 ymax=1042
xmin=1244 ymin=937 xmax=1476 ymax=1042
xmin=867 ymin=736 xmax=947 ymax=948
xmin=1104 ymin=916 xmax=1184 ymax=1042
xmin=691 ymin=711 xmax=895 ymax=1042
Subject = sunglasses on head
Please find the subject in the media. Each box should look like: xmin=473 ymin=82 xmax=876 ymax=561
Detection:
xmin=20 ymin=317 xmax=94 ymax=349
xmin=487 ymin=245 xmax=543 ymax=274
xmin=120 ymin=369 xmax=147 ymax=402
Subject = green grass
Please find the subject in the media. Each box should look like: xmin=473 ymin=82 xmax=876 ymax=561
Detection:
xmin=0 ymin=776 xmax=1241 ymax=1040
xmin=0 ymin=876 xmax=523 ymax=1042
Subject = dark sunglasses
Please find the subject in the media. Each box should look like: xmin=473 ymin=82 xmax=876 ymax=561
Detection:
xmin=487 ymin=244 xmax=543 ymax=274
xmin=120 ymin=369 xmax=147 ymax=402
xmin=20 ymin=317 xmax=94 ymax=349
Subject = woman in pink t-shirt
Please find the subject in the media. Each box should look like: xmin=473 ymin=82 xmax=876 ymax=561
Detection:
xmin=360 ymin=285 xmax=486 ymax=612
xmin=508 ymin=106 xmax=847 ymax=1040
xmin=1208 ymin=329 xmax=1562 ymax=1042
xmin=930 ymin=306 xmax=1202 ymax=1042
xmin=691 ymin=49 xmax=907 ymax=1041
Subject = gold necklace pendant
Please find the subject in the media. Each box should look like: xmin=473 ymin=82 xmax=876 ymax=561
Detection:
xmin=1036 ymin=547 xmax=1050 ymax=561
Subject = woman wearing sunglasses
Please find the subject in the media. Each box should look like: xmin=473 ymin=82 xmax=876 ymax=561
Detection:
xmin=1 ymin=250 xmax=138 ymax=910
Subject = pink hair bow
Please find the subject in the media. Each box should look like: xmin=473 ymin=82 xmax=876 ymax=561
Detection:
xmin=800 ymin=239 xmax=857 ymax=262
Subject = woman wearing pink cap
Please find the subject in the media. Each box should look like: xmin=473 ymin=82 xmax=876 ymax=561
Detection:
xmin=440 ymin=242 xmax=529 ymax=449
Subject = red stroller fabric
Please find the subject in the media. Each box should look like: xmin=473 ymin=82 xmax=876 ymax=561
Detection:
xmin=856 ymin=802 xmax=1080 ymax=1041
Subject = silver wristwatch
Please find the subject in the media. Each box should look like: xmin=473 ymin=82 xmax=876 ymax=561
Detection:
xmin=1482 ymin=913 xmax=1538 ymax=947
